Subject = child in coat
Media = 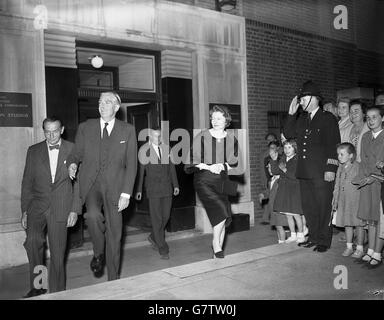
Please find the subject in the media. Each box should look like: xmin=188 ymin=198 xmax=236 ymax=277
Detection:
xmin=352 ymin=106 xmax=384 ymax=266
xmin=332 ymin=142 xmax=365 ymax=257
xmin=259 ymin=144 xmax=289 ymax=243
xmin=270 ymin=139 xmax=306 ymax=243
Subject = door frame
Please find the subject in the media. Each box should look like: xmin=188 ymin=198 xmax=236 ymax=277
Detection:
xmin=76 ymin=40 xmax=163 ymax=121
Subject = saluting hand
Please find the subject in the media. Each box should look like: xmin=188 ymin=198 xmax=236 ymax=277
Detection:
xmin=288 ymin=96 xmax=300 ymax=115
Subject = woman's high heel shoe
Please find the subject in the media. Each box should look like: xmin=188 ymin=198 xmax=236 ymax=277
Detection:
xmin=212 ymin=246 xmax=224 ymax=259
xmin=213 ymin=251 xmax=224 ymax=259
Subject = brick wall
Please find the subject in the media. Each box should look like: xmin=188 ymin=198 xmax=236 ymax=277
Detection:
xmin=243 ymin=0 xmax=355 ymax=45
xmin=246 ymin=19 xmax=384 ymax=216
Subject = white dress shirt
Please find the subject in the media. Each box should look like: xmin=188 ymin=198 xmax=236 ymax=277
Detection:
xmin=99 ymin=118 xmax=130 ymax=199
xmin=100 ymin=118 xmax=115 ymax=138
xmin=47 ymin=139 xmax=61 ymax=183
xmin=309 ymin=107 xmax=319 ymax=120
xmin=149 ymin=142 xmax=162 ymax=160
xmin=372 ymin=129 xmax=383 ymax=139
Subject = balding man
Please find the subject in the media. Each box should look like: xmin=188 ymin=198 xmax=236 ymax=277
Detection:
xmin=135 ymin=128 xmax=179 ymax=260
xmin=67 ymin=92 xmax=137 ymax=280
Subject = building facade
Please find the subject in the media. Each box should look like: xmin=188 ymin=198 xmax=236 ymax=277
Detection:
xmin=0 ymin=0 xmax=383 ymax=269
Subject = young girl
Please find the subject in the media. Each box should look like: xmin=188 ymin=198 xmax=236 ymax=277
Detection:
xmin=270 ymin=139 xmax=306 ymax=243
xmin=332 ymin=143 xmax=365 ymax=257
xmin=260 ymin=143 xmax=289 ymax=243
xmin=353 ymin=106 xmax=384 ymax=265
xmin=259 ymin=140 xmax=280 ymax=225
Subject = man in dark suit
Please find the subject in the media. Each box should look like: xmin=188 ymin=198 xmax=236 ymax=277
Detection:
xmin=67 ymin=92 xmax=137 ymax=280
xmin=284 ymin=81 xmax=340 ymax=252
xmin=135 ymin=128 xmax=179 ymax=260
xmin=21 ymin=117 xmax=81 ymax=298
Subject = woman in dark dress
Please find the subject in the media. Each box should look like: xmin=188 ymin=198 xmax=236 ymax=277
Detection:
xmin=185 ymin=105 xmax=243 ymax=258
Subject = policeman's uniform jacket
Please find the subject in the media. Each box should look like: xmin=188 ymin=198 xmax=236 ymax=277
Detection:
xmin=283 ymin=108 xmax=340 ymax=179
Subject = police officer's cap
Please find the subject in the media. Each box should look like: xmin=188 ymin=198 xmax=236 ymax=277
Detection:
xmin=297 ymin=80 xmax=323 ymax=100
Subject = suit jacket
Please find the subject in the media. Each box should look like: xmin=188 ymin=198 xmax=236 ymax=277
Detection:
xmin=356 ymin=130 xmax=384 ymax=179
xmin=67 ymin=118 xmax=137 ymax=204
xmin=21 ymin=140 xmax=81 ymax=222
xmin=283 ymin=109 xmax=340 ymax=179
xmin=136 ymin=143 xmax=179 ymax=198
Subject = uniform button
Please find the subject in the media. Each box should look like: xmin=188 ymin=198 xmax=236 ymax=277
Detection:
xmin=303 ymin=142 xmax=306 ymax=145
xmin=303 ymin=156 xmax=306 ymax=159
xmin=303 ymin=149 xmax=306 ymax=152
xmin=304 ymin=136 xmax=307 ymax=139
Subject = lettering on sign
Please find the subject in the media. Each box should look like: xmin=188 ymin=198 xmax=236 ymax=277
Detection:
xmin=0 ymin=92 xmax=33 ymax=127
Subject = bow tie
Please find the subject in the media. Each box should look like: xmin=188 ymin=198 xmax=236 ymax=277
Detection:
xmin=49 ymin=144 xmax=60 ymax=150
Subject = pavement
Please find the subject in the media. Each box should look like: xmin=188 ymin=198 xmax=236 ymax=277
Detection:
xmin=1 ymin=218 xmax=384 ymax=300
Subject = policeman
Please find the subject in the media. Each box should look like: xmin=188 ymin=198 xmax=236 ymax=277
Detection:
xmin=284 ymin=80 xmax=341 ymax=252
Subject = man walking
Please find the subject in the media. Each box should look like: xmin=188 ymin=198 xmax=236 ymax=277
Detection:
xmin=67 ymin=92 xmax=137 ymax=280
xmin=21 ymin=117 xmax=81 ymax=297
xmin=284 ymin=81 xmax=340 ymax=252
xmin=135 ymin=128 xmax=179 ymax=260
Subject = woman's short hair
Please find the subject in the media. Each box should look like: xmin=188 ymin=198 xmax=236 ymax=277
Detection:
xmin=337 ymin=97 xmax=351 ymax=108
xmin=336 ymin=142 xmax=357 ymax=163
xmin=350 ymin=99 xmax=367 ymax=115
xmin=209 ymin=105 xmax=232 ymax=128
xmin=283 ymin=138 xmax=297 ymax=154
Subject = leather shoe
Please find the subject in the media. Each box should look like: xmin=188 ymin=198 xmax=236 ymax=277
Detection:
xmin=90 ymin=254 xmax=104 ymax=277
xmin=160 ymin=253 xmax=169 ymax=260
xmin=23 ymin=288 xmax=47 ymax=299
xmin=298 ymin=241 xmax=316 ymax=248
xmin=313 ymin=245 xmax=328 ymax=252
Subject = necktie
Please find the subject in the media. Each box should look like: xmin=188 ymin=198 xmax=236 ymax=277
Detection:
xmin=158 ymin=145 xmax=162 ymax=160
xmin=49 ymin=144 xmax=60 ymax=150
xmin=103 ymin=122 xmax=109 ymax=139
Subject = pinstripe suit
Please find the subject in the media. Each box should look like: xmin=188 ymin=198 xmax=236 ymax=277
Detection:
xmin=21 ymin=140 xmax=81 ymax=293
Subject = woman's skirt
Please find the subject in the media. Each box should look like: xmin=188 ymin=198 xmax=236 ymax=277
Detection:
xmin=194 ymin=170 xmax=232 ymax=227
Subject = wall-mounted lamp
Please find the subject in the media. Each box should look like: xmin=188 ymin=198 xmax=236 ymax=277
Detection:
xmin=89 ymin=55 xmax=103 ymax=68
xmin=215 ymin=0 xmax=237 ymax=11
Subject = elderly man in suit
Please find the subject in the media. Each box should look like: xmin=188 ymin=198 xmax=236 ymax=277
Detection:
xmin=21 ymin=117 xmax=81 ymax=298
xmin=135 ymin=128 xmax=179 ymax=260
xmin=284 ymin=81 xmax=340 ymax=253
xmin=67 ymin=92 xmax=137 ymax=281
